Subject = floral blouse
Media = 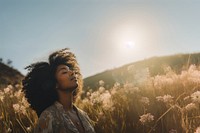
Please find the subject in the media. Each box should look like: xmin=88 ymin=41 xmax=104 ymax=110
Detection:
xmin=34 ymin=101 xmax=96 ymax=133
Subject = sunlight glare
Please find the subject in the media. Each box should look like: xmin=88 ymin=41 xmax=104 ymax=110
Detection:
xmin=125 ymin=41 xmax=135 ymax=49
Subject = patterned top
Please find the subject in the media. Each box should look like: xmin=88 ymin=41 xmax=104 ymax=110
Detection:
xmin=34 ymin=101 xmax=96 ymax=133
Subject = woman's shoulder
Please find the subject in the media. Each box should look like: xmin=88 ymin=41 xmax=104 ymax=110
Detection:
xmin=39 ymin=103 xmax=58 ymax=119
xmin=74 ymin=106 xmax=88 ymax=116
xmin=34 ymin=104 xmax=57 ymax=133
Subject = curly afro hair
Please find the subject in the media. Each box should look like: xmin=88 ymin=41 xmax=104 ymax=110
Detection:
xmin=22 ymin=48 xmax=83 ymax=117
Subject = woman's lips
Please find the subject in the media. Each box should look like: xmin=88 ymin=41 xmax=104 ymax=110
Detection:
xmin=71 ymin=77 xmax=77 ymax=81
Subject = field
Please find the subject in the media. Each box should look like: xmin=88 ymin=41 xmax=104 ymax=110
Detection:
xmin=0 ymin=65 xmax=200 ymax=133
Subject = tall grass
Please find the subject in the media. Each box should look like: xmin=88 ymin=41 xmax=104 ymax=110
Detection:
xmin=0 ymin=84 xmax=37 ymax=133
xmin=78 ymin=65 xmax=200 ymax=133
xmin=0 ymin=65 xmax=200 ymax=133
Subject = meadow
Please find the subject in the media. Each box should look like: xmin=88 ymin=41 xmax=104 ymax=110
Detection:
xmin=0 ymin=64 xmax=200 ymax=133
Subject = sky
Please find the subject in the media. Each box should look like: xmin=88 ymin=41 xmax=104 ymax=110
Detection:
xmin=1 ymin=0 xmax=200 ymax=78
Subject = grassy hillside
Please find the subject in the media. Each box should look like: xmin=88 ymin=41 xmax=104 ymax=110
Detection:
xmin=1 ymin=53 xmax=200 ymax=133
xmin=0 ymin=62 xmax=24 ymax=89
xmin=83 ymin=52 xmax=200 ymax=90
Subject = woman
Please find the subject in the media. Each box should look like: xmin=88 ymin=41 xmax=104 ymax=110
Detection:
xmin=22 ymin=48 xmax=95 ymax=133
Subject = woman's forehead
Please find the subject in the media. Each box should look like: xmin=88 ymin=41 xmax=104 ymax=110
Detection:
xmin=56 ymin=64 xmax=70 ymax=71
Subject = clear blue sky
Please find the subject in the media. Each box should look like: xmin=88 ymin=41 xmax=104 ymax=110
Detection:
xmin=1 ymin=0 xmax=200 ymax=78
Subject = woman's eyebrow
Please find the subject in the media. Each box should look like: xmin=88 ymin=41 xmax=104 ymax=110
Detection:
xmin=58 ymin=67 xmax=68 ymax=72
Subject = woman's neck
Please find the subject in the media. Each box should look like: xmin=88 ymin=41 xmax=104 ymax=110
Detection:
xmin=57 ymin=90 xmax=74 ymax=111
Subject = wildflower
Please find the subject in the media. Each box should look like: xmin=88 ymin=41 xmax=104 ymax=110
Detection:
xmin=100 ymin=91 xmax=113 ymax=110
xmin=154 ymin=76 xmax=174 ymax=89
xmin=21 ymin=97 xmax=30 ymax=108
xmin=4 ymin=87 xmax=11 ymax=94
xmin=20 ymin=105 xmax=27 ymax=115
xmin=195 ymin=126 xmax=200 ymax=133
xmin=184 ymin=103 xmax=197 ymax=111
xmin=191 ymin=91 xmax=200 ymax=103
xmin=99 ymin=80 xmax=105 ymax=86
xmin=14 ymin=89 xmax=23 ymax=99
xmin=26 ymin=126 xmax=32 ymax=132
xmin=0 ymin=93 xmax=4 ymax=102
xmin=13 ymin=103 xmax=27 ymax=115
xmin=139 ymin=113 xmax=154 ymax=124
xmin=110 ymin=87 xmax=117 ymax=95
xmin=124 ymin=83 xmax=140 ymax=93
xmin=156 ymin=94 xmax=173 ymax=103
xmin=140 ymin=97 xmax=150 ymax=105
xmin=13 ymin=104 xmax=20 ymax=113
xmin=89 ymin=91 xmax=101 ymax=104
xmin=113 ymin=82 xmax=120 ymax=88
xmin=188 ymin=65 xmax=200 ymax=84
xmin=82 ymin=98 xmax=89 ymax=104
xmin=163 ymin=95 xmax=173 ymax=103
xmin=99 ymin=87 xmax=105 ymax=94
xmin=86 ymin=92 xmax=91 ymax=97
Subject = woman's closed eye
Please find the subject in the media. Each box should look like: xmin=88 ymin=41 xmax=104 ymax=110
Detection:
xmin=62 ymin=71 xmax=68 ymax=74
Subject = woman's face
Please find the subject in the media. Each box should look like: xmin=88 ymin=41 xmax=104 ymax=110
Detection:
xmin=55 ymin=64 xmax=78 ymax=92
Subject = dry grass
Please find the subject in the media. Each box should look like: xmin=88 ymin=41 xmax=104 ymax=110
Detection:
xmin=0 ymin=65 xmax=200 ymax=133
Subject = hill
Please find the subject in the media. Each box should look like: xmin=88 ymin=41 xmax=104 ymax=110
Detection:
xmin=0 ymin=62 xmax=24 ymax=89
xmin=83 ymin=52 xmax=200 ymax=90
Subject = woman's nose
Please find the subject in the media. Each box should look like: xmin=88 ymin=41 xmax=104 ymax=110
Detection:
xmin=68 ymin=69 xmax=74 ymax=75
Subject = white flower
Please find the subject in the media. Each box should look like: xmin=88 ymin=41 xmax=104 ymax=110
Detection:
xmin=110 ymin=87 xmax=117 ymax=95
xmin=140 ymin=97 xmax=150 ymax=105
xmin=20 ymin=105 xmax=27 ymax=115
xmin=98 ymin=87 xmax=105 ymax=94
xmin=113 ymin=82 xmax=120 ymax=89
xmin=21 ymin=97 xmax=30 ymax=108
xmin=100 ymin=91 xmax=113 ymax=110
xmin=156 ymin=94 xmax=173 ymax=103
xmin=89 ymin=91 xmax=101 ymax=104
xmin=14 ymin=89 xmax=23 ymax=99
xmin=191 ymin=91 xmax=200 ymax=103
xmin=154 ymin=76 xmax=174 ymax=89
xmin=26 ymin=126 xmax=32 ymax=132
xmin=13 ymin=103 xmax=27 ymax=115
xmin=99 ymin=80 xmax=105 ymax=86
xmin=195 ymin=126 xmax=200 ymax=133
xmin=139 ymin=113 xmax=154 ymax=124
xmin=4 ymin=87 xmax=11 ymax=94
xmin=82 ymin=98 xmax=89 ymax=104
xmin=163 ymin=95 xmax=174 ymax=103
xmin=13 ymin=104 xmax=20 ymax=113
xmin=86 ymin=92 xmax=91 ymax=97
xmin=124 ymin=83 xmax=140 ymax=93
xmin=0 ymin=91 xmax=4 ymax=102
xmin=184 ymin=103 xmax=197 ymax=111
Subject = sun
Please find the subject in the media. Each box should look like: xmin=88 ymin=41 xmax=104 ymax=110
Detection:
xmin=125 ymin=41 xmax=135 ymax=49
